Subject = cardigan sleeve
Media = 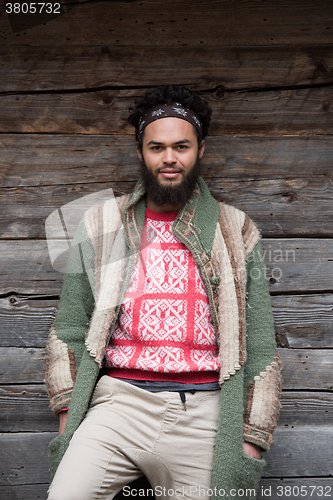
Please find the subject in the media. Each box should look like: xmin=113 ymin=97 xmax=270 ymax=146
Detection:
xmin=45 ymin=219 xmax=95 ymax=415
xmin=242 ymin=240 xmax=282 ymax=451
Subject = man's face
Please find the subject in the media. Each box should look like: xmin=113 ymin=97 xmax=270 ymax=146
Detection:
xmin=137 ymin=117 xmax=205 ymax=210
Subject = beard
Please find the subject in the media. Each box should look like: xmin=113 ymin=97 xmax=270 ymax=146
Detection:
xmin=140 ymin=155 xmax=202 ymax=207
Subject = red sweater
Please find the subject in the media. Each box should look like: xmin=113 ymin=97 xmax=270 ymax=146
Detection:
xmin=104 ymin=208 xmax=219 ymax=383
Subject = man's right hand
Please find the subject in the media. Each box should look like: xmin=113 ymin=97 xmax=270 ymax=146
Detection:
xmin=58 ymin=411 xmax=68 ymax=436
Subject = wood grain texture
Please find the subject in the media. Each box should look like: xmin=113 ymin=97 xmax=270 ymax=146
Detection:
xmin=0 ymin=347 xmax=45 ymax=384
xmin=1 ymin=87 xmax=333 ymax=136
xmin=0 ymin=45 xmax=332 ymax=92
xmin=1 ymin=386 xmax=331 ymax=432
xmin=0 ymin=346 xmax=332 ymax=389
xmin=1 ymin=0 xmax=333 ymax=46
xmin=272 ymin=294 xmax=333 ymax=348
xmin=264 ymin=427 xmax=333 ymax=477
xmin=3 ymin=175 xmax=333 ymax=238
xmin=2 ymin=294 xmax=333 ymax=349
xmin=1 ymin=238 xmax=333 ymax=295
xmin=278 ymin=392 xmax=333 ymax=428
xmin=0 ymin=428 xmax=332 ymax=488
xmin=1 ymin=135 xmax=333 ymax=188
xmin=279 ymin=348 xmax=333 ymax=391
xmin=0 ymin=385 xmax=58 ymax=432
xmin=0 ymin=297 xmax=57 ymax=347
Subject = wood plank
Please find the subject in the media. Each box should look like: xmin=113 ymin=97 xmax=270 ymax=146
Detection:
xmin=1 ymin=386 xmax=331 ymax=432
xmin=0 ymin=241 xmax=61 ymax=296
xmin=1 ymin=346 xmax=332 ymax=389
xmin=0 ymin=45 xmax=333 ymax=92
xmin=278 ymin=392 xmax=333 ymax=428
xmin=1 ymin=135 xmax=333 ymax=188
xmin=2 ymin=239 xmax=333 ymax=295
xmin=0 ymin=483 xmax=50 ymax=500
xmin=1 ymin=428 xmax=332 ymax=487
xmin=272 ymin=294 xmax=333 ymax=348
xmin=3 ymin=175 xmax=333 ymax=238
xmin=0 ymin=432 xmax=54 ymax=486
xmin=2 ymin=294 xmax=333 ymax=349
xmin=0 ymin=297 xmax=57 ymax=348
xmin=1 ymin=0 xmax=333 ymax=47
xmin=1 ymin=86 xmax=333 ymax=136
xmin=280 ymin=349 xmax=333 ymax=391
xmin=0 ymin=385 xmax=57 ymax=433
xmin=261 ymin=239 xmax=333 ymax=294
xmin=0 ymin=348 xmax=45 ymax=384
xmin=264 ymin=427 xmax=333 ymax=477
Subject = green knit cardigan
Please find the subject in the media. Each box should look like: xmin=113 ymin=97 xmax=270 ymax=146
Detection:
xmin=45 ymin=177 xmax=282 ymax=499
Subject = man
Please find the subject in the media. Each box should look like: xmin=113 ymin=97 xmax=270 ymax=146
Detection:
xmin=46 ymin=86 xmax=282 ymax=500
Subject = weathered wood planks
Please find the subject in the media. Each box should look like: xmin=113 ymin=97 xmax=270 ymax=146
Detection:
xmin=272 ymin=294 xmax=333 ymax=348
xmin=1 ymin=239 xmax=333 ymax=295
xmin=2 ymin=135 xmax=333 ymax=189
xmin=0 ymin=45 xmax=333 ymax=92
xmin=1 ymin=346 xmax=331 ymax=389
xmin=1 ymin=0 xmax=333 ymax=47
xmin=1 ymin=87 xmax=333 ymax=136
xmin=0 ymin=428 xmax=332 ymax=489
xmin=1 ymin=387 xmax=331 ymax=433
xmin=2 ymin=294 xmax=333 ymax=349
xmin=0 ymin=385 xmax=58 ymax=432
xmin=3 ymin=175 xmax=333 ymax=238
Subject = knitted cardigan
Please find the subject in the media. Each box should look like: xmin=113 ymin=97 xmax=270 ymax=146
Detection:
xmin=45 ymin=177 xmax=282 ymax=499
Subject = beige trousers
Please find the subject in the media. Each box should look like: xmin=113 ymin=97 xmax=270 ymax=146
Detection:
xmin=47 ymin=376 xmax=221 ymax=500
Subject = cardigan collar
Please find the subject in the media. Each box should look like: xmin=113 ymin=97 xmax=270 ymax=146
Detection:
xmin=122 ymin=176 xmax=220 ymax=260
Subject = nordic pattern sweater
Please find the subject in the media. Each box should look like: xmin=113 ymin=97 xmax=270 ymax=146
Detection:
xmin=45 ymin=177 xmax=282 ymax=499
xmin=104 ymin=207 xmax=220 ymax=382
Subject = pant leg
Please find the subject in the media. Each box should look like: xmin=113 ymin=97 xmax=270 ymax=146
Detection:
xmin=48 ymin=376 xmax=221 ymax=500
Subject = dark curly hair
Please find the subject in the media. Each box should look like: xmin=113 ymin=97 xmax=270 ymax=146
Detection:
xmin=128 ymin=85 xmax=212 ymax=150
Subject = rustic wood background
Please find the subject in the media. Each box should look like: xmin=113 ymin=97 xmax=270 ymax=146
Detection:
xmin=1 ymin=1 xmax=333 ymax=498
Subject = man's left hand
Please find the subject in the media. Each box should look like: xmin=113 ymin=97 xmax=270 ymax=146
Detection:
xmin=243 ymin=441 xmax=262 ymax=459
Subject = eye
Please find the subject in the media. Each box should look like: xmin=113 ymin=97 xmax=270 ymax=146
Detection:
xmin=177 ymin=145 xmax=188 ymax=150
xmin=151 ymin=146 xmax=162 ymax=151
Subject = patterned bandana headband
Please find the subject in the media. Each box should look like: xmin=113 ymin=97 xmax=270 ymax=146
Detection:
xmin=138 ymin=102 xmax=202 ymax=137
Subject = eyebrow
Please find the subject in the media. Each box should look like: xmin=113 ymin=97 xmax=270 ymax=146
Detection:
xmin=146 ymin=139 xmax=192 ymax=146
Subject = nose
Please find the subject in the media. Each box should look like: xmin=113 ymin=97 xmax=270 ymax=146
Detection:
xmin=163 ymin=148 xmax=177 ymax=165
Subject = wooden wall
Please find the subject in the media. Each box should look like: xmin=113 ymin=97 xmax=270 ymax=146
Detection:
xmin=0 ymin=1 xmax=333 ymax=498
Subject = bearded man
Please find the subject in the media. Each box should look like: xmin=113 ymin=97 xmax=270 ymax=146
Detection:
xmin=46 ymin=86 xmax=282 ymax=500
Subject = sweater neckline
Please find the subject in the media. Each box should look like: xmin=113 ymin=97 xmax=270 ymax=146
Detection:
xmin=145 ymin=207 xmax=179 ymax=222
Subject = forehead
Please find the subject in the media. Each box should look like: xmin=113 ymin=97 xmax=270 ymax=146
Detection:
xmin=142 ymin=117 xmax=197 ymax=144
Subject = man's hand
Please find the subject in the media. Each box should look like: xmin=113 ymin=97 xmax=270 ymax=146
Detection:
xmin=58 ymin=411 xmax=68 ymax=436
xmin=243 ymin=441 xmax=262 ymax=459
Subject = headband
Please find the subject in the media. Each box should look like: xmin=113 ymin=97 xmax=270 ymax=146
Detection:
xmin=138 ymin=102 xmax=202 ymax=137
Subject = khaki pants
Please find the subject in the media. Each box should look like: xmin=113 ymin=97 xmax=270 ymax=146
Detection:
xmin=47 ymin=376 xmax=221 ymax=500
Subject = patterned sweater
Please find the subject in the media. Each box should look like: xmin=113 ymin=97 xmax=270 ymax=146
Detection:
xmin=105 ymin=207 xmax=219 ymax=382
xmin=45 ymin=177 xmax=282 ymax=499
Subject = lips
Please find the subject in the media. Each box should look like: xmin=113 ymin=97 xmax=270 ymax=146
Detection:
xmin=159 ymin=168 xmax=182 ymax=179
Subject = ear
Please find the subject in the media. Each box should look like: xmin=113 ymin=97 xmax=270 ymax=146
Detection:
xmin=136 ymin=143 xmax=143 ymax=161
xmin=198 ymin=140 xmax=205 ymax=159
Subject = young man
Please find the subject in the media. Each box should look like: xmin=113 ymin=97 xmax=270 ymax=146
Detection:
xmin=46 ymin=86 xmax=282 ymax=500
